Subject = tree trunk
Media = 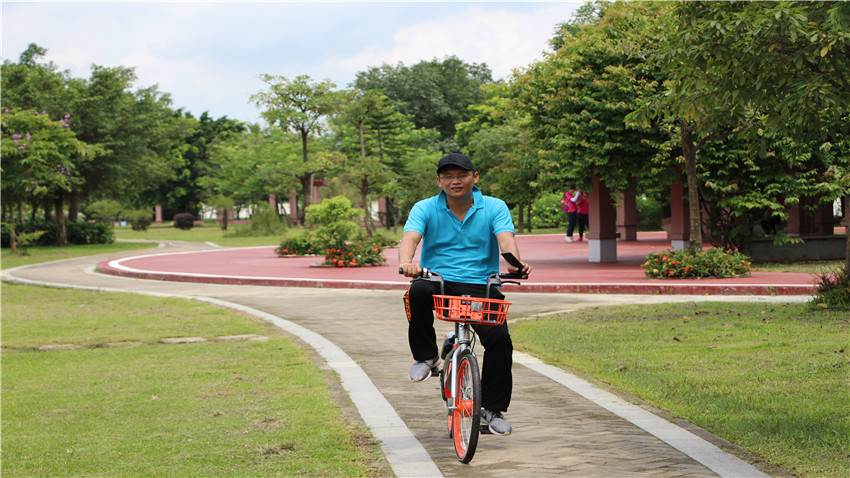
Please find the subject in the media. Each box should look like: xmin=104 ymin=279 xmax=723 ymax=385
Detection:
xmin=43 ymin=198 xmax=54 ymax=222
xmin=54 ymin=195 xmax=68 ymax=246
xmin=298 ymin=177 xmax=310 ymax=225
xmin=680 ymin=122 xmax=703 ymax=251
xmin=68 ymin=191 xmax=79 ymax=221
xmin=358 ymin=122 xmax=373 ymax=237
xmin=844 ymin=219 xmax=849 ymax=276
xmin=517 ymin=203 xmax=525 ymax=233
xmin=9 ymin=222 xmax=17 ymax=254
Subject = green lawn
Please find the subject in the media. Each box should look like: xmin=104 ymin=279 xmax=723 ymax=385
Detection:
xmin=1 ymin=283 xmax=389 ymax=477
xmin=511 ymin=302 xmax=850 ymax=478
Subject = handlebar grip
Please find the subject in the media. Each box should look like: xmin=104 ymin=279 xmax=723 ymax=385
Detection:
xmin=500 ymin=272 xmax=528 ymax=280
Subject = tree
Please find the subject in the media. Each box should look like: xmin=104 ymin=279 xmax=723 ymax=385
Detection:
xmin=251 ymin=75 xmax=344 ymax=224
xmin=1 ymin=44 xmax=73 ymax=118
xmin=201 ymin=125 xmax=300 ymax=216
xmin=456 ymin=82 xmax=539 ymax=231
xmin=634 ymin=1 xmax=850 ymax=266
xmin=141 ymin=111 xmax=244 ymax=218
xmin=66 ymin=65 xmax=197 ymax=218
xmin=354 ymin=56 xmax=492 ymax=151
xmin=515 ymin=1 xmax=673 ymax=212
xmin=1 ymin=108 xmax=96 ymax=247
xmin=331 ymin=89 xmax=434 ymax=235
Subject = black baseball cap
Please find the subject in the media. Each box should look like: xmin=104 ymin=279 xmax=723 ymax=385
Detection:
xmin=436 ymin=153 xmax=476 ymax=173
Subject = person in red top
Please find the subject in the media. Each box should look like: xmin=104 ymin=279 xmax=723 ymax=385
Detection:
xmin=560 ymin=188 xmax=580 ymax=242
xmin=575 ymin=193 xmax=589 ymax=242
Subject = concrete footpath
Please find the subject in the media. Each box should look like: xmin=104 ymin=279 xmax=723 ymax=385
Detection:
xmin=2 ymin=238 xmax=807 ymax=477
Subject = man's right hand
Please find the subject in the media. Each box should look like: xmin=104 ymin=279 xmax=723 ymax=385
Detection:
xmin=399 ymin=262 xmax=423 ymax=278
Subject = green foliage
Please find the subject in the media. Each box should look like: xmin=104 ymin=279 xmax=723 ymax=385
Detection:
xmin=231 ymin=202 xmax=286 ymax=237
xmin=2 ymin=220 xmax=113 ymax=247
xmin=306 ymin=196 xmax=362 ymax=249
xmin=172 ymin=213 xmax=196 ymax=230
xmin=84 ymin=200 xmax=122 ymax=223
xmin=12 ymin=230 xmax=46 ymax=256
xmin=642 ymin=248 xmax=751 ymax=279
xmin=354 ymin=55 xmax=492 ymax=149
xmin=0 ymin=108 xmax=94 ymax=209
xmin=67 ymin=221 xmax=114 ymax=245
xmin=324 ymin=243 xmax=385 ymax=268
xmin=526 ymin=192 xmax=567 ymax=229
xmin=322 ymin=233 xmax=395 ymax=267
xmin=636 ymin=195 xmax=663 ymax=231
xmin=515 ymin=1 xmax=674 ymax=195
xmin=122 ymin=209 xmax=153 ymax=231
xmin=275 ymin=233 xmax=319 ymax=256
xmin=809 ymin=268 xmax=850 ymax=311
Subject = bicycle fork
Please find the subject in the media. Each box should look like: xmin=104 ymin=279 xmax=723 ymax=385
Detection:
xmin=444 ymin=323 xmax=475 ymax=409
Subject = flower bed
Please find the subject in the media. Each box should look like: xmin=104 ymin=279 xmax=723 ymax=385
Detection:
xmin=642 ymin=247 xmax=751 ymax=279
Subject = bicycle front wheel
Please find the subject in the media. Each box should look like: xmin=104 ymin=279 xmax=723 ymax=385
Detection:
xmin=452 ymin=350 xmax=481 ymax=463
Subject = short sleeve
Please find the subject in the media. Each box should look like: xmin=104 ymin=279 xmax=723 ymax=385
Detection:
xmin=490 ymin=198 xmax=514 ymax=236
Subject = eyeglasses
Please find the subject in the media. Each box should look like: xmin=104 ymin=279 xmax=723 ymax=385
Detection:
xmin=438 ymin=172 xmax=474 ymax=181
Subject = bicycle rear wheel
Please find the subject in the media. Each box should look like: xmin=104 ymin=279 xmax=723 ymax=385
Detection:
xmin=452 ymin=350 xmax=481 ymax=463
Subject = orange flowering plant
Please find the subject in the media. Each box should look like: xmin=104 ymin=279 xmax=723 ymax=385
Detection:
xmin=642 ymin=247 xmax=751 ymax=279
xmin=323 ymin=234 xmax=396 ymax=268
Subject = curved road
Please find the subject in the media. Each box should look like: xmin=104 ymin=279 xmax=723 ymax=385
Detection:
xmin=4 ymin=241 xmax=798 ymax=477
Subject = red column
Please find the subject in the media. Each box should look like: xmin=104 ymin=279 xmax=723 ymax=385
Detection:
xmin=588 ymin=176 xmax=618 ymax=262
xmin=289 ymin=191 xmax=298 ymax=224
xmin=155 ymin=205 xmax=163 ymax=226
xmin=378 ymin=198 xmax=388 ymax=227
xmin=616 ymin=192 xmax=638 ymax=241
xmin=668 ymin=180 xmax=690 ymax=250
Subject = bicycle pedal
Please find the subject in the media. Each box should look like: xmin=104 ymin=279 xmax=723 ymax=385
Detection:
xmin=479 ymin=424 xmax=492 ymax=434
xmin=430 ymin=366 xmax=440 ymax=377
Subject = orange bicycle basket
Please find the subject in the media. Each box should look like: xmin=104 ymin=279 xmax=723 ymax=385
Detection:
xmin=432 ymin=295 xmax=511 ymax=325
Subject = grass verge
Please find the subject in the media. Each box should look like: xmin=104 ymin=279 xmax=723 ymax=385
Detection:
xmin=1 ymin=242 xmax=156 ymax=270
xmin=511 ymin=301 xmax=849 ymax=478
xmin=1 ymin=283 xmax=389 ymax=477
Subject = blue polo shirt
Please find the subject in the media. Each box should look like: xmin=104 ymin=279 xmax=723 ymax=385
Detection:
xmin=404 ymin=187 xmax=515 ymax=284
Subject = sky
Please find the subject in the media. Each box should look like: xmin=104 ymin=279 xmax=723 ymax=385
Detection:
xmin=2 ymin=1 xmax=582 ymax=124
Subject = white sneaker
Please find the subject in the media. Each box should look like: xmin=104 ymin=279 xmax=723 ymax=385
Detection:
xmin=565 ymin=236 xmax=574 ymax=243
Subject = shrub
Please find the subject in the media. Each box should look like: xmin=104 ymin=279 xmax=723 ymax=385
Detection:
xmin=83 ymin=200 xmax=122 ymax=224
xmin=2 ymin=220 xmax=113 ymax=247
xmin=66 ymin=221 xmax=114 ymax=245
xmin=809 ymin=268 xmax=850 ymax=311
xmin=244 ymin=203 xmax=286 ymax=236
xmin=324 ymin=242 xmax=386 ymax=268
xmin=12 ymin=230 xmax=46 ymax=255
xmin=276 ymin=233 xmax=320 ymax=256
xmin=642 ymin=247 xmax=751 ymax=279
xmin=2 ymin=221 xmax=54 ymax=247
xmin=306 ymin=196 xmax=362 ymax=249
xmin=529 ymin=192 xmax=568 ymax=229
xmin=122 ymin=209 xmax=153 ymax=231
xmin=173 ymin=213 xmax=196 ymax=230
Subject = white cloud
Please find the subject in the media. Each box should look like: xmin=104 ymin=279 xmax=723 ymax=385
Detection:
xmin=334 ymin=3 xmax=579 ymax=81
xmin=2 ymin=2 xmax=581 ymax=123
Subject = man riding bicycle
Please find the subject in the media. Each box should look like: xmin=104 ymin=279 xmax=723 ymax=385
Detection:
xmin=398 ymin=153 xmax=531 ymax=436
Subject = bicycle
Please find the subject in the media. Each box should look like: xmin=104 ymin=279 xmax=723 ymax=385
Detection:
xmin=401 ymin=252 xmax=527 ymax=463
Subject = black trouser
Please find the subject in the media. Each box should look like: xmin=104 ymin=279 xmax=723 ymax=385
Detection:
xmin=577 ymin=213 xmax=589 ymax=238
xmin=566 ymin=211 xmax=577 ymax=236
xmin=406 ymin=278 xmax=513 ymax=412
